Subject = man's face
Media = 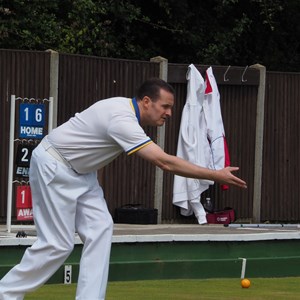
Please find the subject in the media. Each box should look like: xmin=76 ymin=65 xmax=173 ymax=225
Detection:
xmin=142 ymin=89 xmax=174 ymax=126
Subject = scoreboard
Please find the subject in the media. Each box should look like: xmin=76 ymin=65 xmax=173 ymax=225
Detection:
xmin=7 ymin=96 xmax=53 ymax=229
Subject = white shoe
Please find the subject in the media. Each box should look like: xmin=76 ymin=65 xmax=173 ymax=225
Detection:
xmin=196 ymin=215 xmax=207 ymax=225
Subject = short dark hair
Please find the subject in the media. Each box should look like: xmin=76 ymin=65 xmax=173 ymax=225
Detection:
xmin=136 ymin=78 xmax=175 ymax=102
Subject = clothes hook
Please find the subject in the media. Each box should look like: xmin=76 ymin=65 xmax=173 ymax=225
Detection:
xmin=241 ymin=65 xmax=248 ymax=82
xmin=224 ymin=65 xmax=231 ymax=82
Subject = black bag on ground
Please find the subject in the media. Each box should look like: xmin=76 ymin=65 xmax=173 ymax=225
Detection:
xmin=115 ymin=204 xmax=158 ymax=224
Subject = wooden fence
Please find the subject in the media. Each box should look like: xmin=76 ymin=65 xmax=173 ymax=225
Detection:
xmin=1 ymin=49 xmax=299 ymax=224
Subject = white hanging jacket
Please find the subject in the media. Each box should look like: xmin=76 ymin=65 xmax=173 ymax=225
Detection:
xmin=204 ymin=67 xmax=231 ymax=190
xmin=172 ymin=64 xmax=213 ymax=221
xmin=172 ymin=65 xmax=231 ymax=222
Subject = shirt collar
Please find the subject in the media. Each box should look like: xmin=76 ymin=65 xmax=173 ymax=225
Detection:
xmin=131 ymin=97 xmax=141 ymax=124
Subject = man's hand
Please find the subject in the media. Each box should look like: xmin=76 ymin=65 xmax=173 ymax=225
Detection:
xmin=215 ymin=167 xmax=247 ymax=189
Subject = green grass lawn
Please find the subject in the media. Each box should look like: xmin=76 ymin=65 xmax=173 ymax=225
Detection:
xmin=24 ymin=277 xmax=300 ymax=300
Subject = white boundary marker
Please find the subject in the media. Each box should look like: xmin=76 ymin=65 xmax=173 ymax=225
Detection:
xmin=239 ymin=257 xmax=247 ymax=279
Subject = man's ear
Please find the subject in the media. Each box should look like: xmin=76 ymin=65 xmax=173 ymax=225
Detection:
xmin=142 ymin=96 xmax=151 ymax=108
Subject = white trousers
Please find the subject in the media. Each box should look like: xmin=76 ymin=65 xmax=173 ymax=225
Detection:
xmin=0 ymin=143 xmax=114 ymax=300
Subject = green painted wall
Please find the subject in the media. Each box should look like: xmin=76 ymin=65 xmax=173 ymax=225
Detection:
xmin=0 ymin=240 xmax=300 ymax=284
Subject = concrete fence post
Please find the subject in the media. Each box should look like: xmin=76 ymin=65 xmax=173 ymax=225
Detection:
xmin=150 ymin=56 xmax=168 ymax=224
xmin=251 ymin=64 xmax=266 ymax=223
xmin=46 ymin=49 xmax=59 ymax=129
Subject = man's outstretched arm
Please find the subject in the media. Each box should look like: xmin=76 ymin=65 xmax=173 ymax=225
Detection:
xmin=136 ymin=142 xmax=247 ymax=189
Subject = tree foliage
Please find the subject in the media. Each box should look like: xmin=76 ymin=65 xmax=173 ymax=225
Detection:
xmin=1 ymin=0 xmax=299 ymax=71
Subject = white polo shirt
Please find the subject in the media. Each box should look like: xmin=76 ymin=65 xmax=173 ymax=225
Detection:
xmin=47 ymin=97 xmax=152 ymax=174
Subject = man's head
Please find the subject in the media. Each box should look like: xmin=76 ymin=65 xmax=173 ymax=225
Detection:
xmin=136 ymin=78 xmax=175 ymax=127
xmin=136 ymin=78 xmax=175 ymax=102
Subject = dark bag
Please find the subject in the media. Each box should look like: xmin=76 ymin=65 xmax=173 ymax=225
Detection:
xmin=206 ymin=207 xmax=235 ymax=224
xmin=115 ymin=204 xmax=158 ymax=224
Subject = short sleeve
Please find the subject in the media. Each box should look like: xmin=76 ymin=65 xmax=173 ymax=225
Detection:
xmin=107 ymin=115 xmax=152 ymax=155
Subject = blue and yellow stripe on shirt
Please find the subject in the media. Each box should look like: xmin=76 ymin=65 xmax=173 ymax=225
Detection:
xmin=127 ymin=139 xmax=153 ymax=155
xmin=130 ymin=97 xmax=141 ymax=123
xmin=128 ymin=97 xmax=152 ymax=155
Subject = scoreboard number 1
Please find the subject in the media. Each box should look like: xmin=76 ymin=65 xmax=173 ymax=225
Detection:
xmin=16 ymin=185 xmax=32 ymax=208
